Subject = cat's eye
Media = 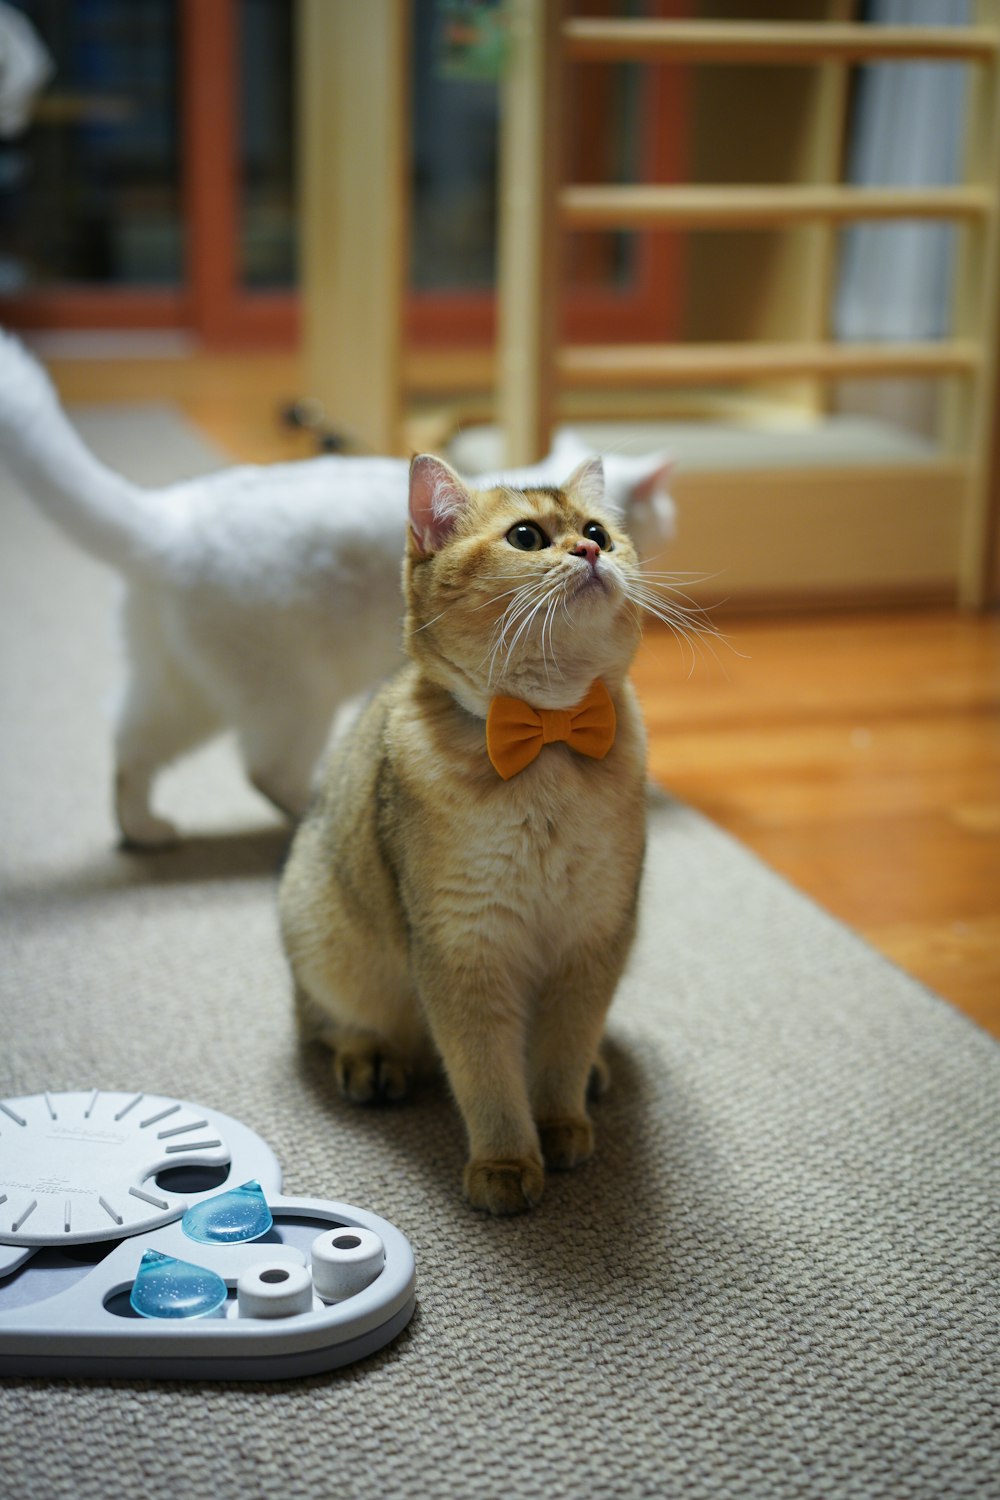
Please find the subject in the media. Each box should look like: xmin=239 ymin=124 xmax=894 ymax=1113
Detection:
xmin=507 ymin=522 xmax=551 ymax=551
xmin=583 ymin=521 xmax=613 ymax=552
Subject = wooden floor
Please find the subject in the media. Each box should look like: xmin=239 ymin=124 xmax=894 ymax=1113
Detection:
xmin=47 ymin=351 xmax=1000 ymax=1040
xmin=631 ymin=608 xmax=1000 ymax=1039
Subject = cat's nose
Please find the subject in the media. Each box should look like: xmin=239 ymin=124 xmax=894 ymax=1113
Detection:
xmin=571 ymin=540 xmax=601 ymax=569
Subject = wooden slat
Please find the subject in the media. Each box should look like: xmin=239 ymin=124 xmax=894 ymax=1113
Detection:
xmin=298 ymin=0 xmax=408 ymax=454
xmin=497 ymin=0 xmax=564 ymax=465
xmin=561 ymin=184 xmax=996 ymax=230
xmin=560 ymin=341 xmax=981 ymax=388
xmin=952 ymin=0 xmax=1000 ymax=607
xmin=563 ymin=20 xmax=1000 ymax=65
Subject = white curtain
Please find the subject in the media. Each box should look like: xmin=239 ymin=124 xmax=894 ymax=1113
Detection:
xmin=834 ymin=0 xmax=971 ymax=343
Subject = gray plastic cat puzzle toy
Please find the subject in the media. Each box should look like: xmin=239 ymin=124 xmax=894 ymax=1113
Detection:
xmin=0 ymin=1090 xmax=416 ymax=1380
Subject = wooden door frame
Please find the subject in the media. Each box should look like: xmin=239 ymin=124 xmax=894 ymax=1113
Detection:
xmin=0 ymin=0 xmax=685 ymax=352
xmin=179 ymin=0 xmax=293 ymax=345
xmin=0 ymin=0 xmax=292 ymax=345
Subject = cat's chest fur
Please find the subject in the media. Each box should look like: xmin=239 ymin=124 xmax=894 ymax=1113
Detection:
xmin=382 ymin=670 xmax=647 ymax=969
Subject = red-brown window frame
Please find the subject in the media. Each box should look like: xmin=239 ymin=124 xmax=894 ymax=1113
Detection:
xmin=0 ymin=0 xmax=687 ymax=351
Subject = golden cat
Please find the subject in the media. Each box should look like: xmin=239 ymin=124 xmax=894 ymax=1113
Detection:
xmin=278 ymin=453 xmax=647 ymax=1215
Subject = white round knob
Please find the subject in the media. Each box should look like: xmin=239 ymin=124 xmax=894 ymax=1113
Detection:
xmin=311 ymin=1226 xmax=385 ymax=1303
xmin=236 ymin=1260 xmax=313 ymax=1319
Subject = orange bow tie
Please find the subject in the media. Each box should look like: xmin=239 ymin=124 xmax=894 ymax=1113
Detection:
xmin=486 ymin=679 xmax=616 ymax=780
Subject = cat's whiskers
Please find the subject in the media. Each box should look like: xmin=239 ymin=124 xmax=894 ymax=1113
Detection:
xmin=478 ymin=571 xmax=550 ymax=581
xmin=410 ymin=608 xmax=452 ymax=635
xmin=635 ymin=561 xmax=721 ymax=581
xmin=628 ymin=567 xmax=729 ymax=622
xmin=412 ymin=580 xmax=546 ymax=638
xmin=540 ymin=589 xmax=566 ymax=684
xmin=489 ymin=576 xmax=547 ymax=645
xmin=511 ymin=574 xmax=573 ymax=684
xmin=481 ymin=577 xmax=547 ymax=680
xmin=630 ymin=578 xmax=721 ymax=630
xmin=486 ymin=579 xmax=553 ymax=679
xmin=626 ymin=592 xmax=701 ymax=677
xmin=503 ymin=579 xmax=566 ymax=687
xmin=484 ymin=574 xmax=566 ymax=685
xmin=502 ymin=576 xmax=565 ymax=664
xmin=469 ymin=582 xmax=538 ymax=613
xmin=625 ymin=571 xmax=742 ymax=677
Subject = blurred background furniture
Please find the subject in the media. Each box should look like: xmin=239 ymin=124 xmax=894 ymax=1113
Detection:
xmin=493 ymin=1 xmax=1000 ymax=608
xmin=4 ymin=1 xmax=999 ymax=610
xmin=295 ymin=1 xmax=1000 ymax=607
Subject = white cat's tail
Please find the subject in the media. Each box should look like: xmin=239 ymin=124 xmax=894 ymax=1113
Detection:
xmin=0 ymin=329 xmax=157 ymax=572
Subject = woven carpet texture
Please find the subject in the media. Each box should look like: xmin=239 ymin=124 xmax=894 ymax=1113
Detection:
xmin=0 ymin=408 xmax=997 ymax=1499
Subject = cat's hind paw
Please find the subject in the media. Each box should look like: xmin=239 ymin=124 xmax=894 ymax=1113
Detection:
xmin=117 ymin=812 xmax=181 ymax=850
xmin=538 ymin=1117 xmax=594 ymax=1171
xmin=333 ymin=1045 xmax=411 ymax=1105
xmin=587 ymin=1051 xmax=612 ymax=1101
xmin=464 ymin=1155 xmax=544 ymax=1216
xmin=115 ymin=771 xmax=181 ymax=849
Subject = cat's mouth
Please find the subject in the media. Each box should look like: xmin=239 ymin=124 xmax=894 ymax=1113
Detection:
xmin=566 ymin=561 xmax=611 ymax=600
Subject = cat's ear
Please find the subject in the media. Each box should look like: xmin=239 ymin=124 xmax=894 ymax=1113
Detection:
xmin=632 ymin=456 xmax=676 ymax=504
xmin=630 ymin=458 xmax=677 ymax=544
xmin=409 ymin=454 xmax=471 ymax=555
xmin=562 ymin=455 xmax=605 ymax=511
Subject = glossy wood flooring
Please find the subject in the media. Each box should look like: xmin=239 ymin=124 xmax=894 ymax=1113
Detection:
xmin=630 ymin=608 xmax=1000 ymax=1038
xmin=47 ymin=351 xmax=1000 ymax=1039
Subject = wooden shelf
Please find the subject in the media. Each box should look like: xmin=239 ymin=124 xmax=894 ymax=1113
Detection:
xmin=493 ymin=0 xmax=1000 ymax=605
xmin=563 ymin=19 xmax=1000 ymax=65
xmin=561 ymin=184 xmax=996 ymax=230
xmin=560 ymin=341 xmax=981 ymax=388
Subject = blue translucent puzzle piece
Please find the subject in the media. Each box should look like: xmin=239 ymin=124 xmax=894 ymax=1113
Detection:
xmin=129 ymin=1249 xmax=228 ymax=1320
xmin=181 ymin=1179 xmax=273 ymax=1245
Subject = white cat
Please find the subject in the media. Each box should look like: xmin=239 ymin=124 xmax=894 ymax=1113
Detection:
xmin=0 ymin=331 xmax=674 ymax=846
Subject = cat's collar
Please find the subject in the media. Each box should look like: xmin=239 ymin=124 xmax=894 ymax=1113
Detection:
xmin=486 ymin=679 xmax=616 ymax=780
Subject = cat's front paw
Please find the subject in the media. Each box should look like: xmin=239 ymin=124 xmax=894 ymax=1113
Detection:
xmin=333 ymin=1046 xmax=410 ymax=1105
xmin=538 ymin=1117 xmax=594 ymax=1170
xmin=464 ymin=1155 xmax=544 ymax=1216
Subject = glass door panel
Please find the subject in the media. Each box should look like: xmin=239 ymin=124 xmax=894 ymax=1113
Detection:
xmin=1 ymin=0 xmax=684 ymax=346
xmin=238 ymin=0 xmax=296 ymax=290
xmin=1 ymin=0 xmax=181 ymax=292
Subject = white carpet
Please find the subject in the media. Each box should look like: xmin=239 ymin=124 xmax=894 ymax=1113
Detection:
xmin=1 ymin=407 xmax=997 ymax=1500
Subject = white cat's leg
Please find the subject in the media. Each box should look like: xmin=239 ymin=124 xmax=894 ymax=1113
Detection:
xmin=238 ymin=707 xmax=331 ymax=820
xmin=115 ymin=767 xmax=177 ymax=848
xmin=114 ymin=595 xmax=220 ymax=846
xmin=115 ymin=685 xmax=219 ymax=847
